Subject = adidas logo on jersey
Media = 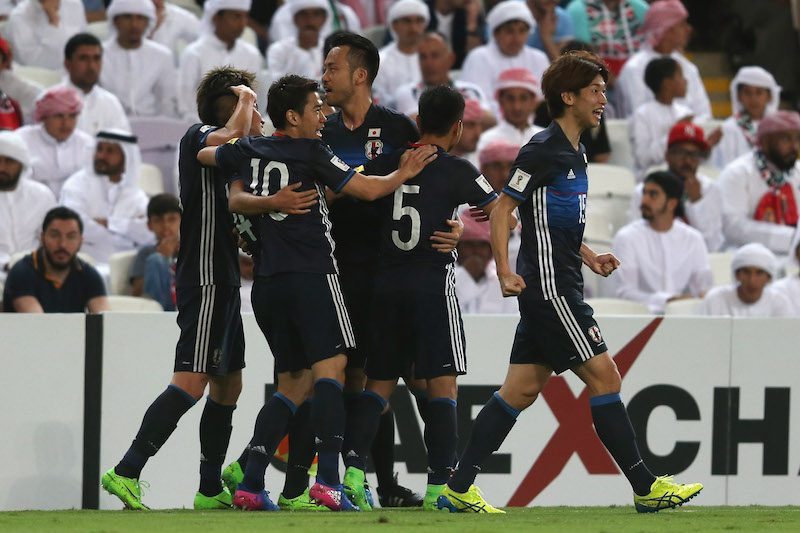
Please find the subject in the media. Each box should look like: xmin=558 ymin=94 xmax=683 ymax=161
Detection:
xmin=566 ymin=169 xmax=576 ymax=180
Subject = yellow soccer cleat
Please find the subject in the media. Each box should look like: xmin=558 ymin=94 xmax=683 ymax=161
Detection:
xmin=634 ymin=475 xmax=703 ymax=513
xmin=436 ymin=484 xmax=505 ymax=514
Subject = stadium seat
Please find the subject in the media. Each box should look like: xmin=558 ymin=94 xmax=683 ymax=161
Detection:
xmin=587 ymin=163 xmax=635 ymax=235
xmin=130 ymin=116 xmax=193 ymax=195
xmin=7 ymin=250 xmax=95 ymax=268
xmin=105 ymin=295 xmax=164 ymax=312
xmin=87 ymin=20 xmax=109 ymax=40
xmin=586 ymin=297 xmax=651 ymax=315
xmin=605 ymin=118 xmax=634 ymax=170
xmin=708 ymin=251 xmax=733 ymax=287
xmin=663 ymin=297 xmax=703 ymax=316
xmin=108 ymin=250 xmax=137 ymax=295
xmin=14 ymin=65 xmax=61 ymax=88
xmin=583 ymin=205 xmax=615 ymax=245
xmin=363 ymin=25 xmax=386 ymax=48
xmin=138 ymin=163 xmax=165 ymax=197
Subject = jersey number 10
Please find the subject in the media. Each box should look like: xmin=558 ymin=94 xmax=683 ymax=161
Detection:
xmin=251 ymin=158 xmax=290 ymax=221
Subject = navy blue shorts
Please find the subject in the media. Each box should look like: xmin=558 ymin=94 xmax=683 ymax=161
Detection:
xmin=338 ymin=263 xmax=376 ymax=370
xmin=366 ymin=286 xmax=467 ymax=381
xmin=174 ymin=285 xmax=245 ymax=376
xmin=509 ymin=293 xmax=607 ymax=374
xmin=252 ymin=273 xmax=355 ymax=373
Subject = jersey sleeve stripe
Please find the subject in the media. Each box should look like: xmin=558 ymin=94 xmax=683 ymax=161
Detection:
xmin=475 ymin=192 xmax=498 ymax=208
xmin=332 ymin=168 xmax=356 ymax=193
xmin=502 ymin=186 xmax=526 ymax=202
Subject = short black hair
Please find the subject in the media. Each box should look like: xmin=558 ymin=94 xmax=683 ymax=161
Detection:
xmin=196 ymin=66 xmax=257 ymax=126
xmin=644 ymin=170 xmax=685 ymax=218
xmin=324 ymin=31 xmax=380 ymax=85
xmin=267 ymin=74 xmax=320 ymax=130
xmin=42 ymin=206 xmax=83 ymax=234
xmin=541 ymin=50 xmax=609 ymax=119
xmin=147 ymin=193 xmax=182 ymax=219
xmin=418 ymin=85 xmax=465 ymax=136
xmin=65 ymin=32 xmax=102 ymax=60
xmin=644 ymin=57 xmax=680 ymax=95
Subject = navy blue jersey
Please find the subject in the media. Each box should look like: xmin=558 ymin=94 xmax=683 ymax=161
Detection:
xmin=216 ymin=134 xmax=355 ymax=277
xmin=365 ymin=145 xmax=497 ymax=289
xmin=322 ymin=105 xmax=419 ymax=267
xmin=502 ymin=122 xmax=589 ymax=300
xmin=176 ymin=124 xmax=240 ymax=288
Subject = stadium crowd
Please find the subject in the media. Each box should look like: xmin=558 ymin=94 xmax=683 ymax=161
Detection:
xmin=1 ymin=0 xmax=800 ymax=319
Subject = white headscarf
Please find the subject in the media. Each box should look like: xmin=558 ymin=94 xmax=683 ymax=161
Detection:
xmin=386 ymin=0 xmax=429 ymax=42
xmin=289 ymin=0 xmax=329 ymax=18
xmin=731 ymin=242 xmax=778 ymax=280
xmin=106 ymin=0 xmax=156 ymax=36
xmin=201 ymin=0 xmax=253 ymax=35
xmin=0 ymin=130 xmax=30 ymax=170
xmin=730 ymin=66 xmax=781 ymax=116
xmin=486 ymin=1 xmax=535 ymax=36
xmin=95 ymin=130 xmax=142 ymax=186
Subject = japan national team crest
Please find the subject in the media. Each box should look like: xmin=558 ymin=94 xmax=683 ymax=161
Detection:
xmin=587 ymin=325 xmax=603 ymax=344
xmin=365 ymin=139 xmax=384 ymax=159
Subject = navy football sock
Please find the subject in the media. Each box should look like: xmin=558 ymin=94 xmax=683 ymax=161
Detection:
xmin=236 ymin=447 xmax=249 ymax=470
xmin=425 ymin=398 xmax=458 ymax=485
xmin=198 ymin=397 xmax=236 ymax=496
xmin=312 ymin=378 xmax=346 ymax=486
xmin=116 ymin=385 xmax=196 ymax=479
xmin=449 ymin=392 xmax=518 ymax=493
xmin=370 ymin=407 xmax=396 ymax=488
xmin=341 ymin=392 xmax=361 ymax=464
xmin=241 ymin=393 xmax=296 ymax=492
xmin=590 ymin=393 xmax=656 ymax=496
xmin=343 ymin=391 xmax=386 ymax=471
xmin=283 ymin=401 xmax=315 ymax=499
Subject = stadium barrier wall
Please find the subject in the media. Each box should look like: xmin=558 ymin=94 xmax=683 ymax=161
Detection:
xmin=1 ymin=314 xmax=798 ymax=510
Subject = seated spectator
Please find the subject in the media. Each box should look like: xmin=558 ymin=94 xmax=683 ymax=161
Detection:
xmin=454 ymin=215 xmax=517 ymax=314
xmin=699 ymin=242 xmax=792 ymax=317
xmin=719 ymin=111 xmax=800 ymax=254
xmin=423 ymin=0 xmax=485 ymax=69
xmin=17 ymin=86 xmax=94 ymax=197
xmin=60 ymin=33 xmax=131 ymax=135
xmin=565 ymin=0 xmax=648 ymax=78
xmin=269 ymin=0 xmax=361 ymax=44
xmin=0 ymin=36 xmax=42 ymax=125
xmin=179 ymin=0 xmax=264 ymax=119
xmin=60 ymin=130 xmax=151 ymax=265
xmin=613 ymin=171 xmax=712 ymax=313
xmin=630 ymin=56 xmax=691 ymax=180
xmin=711 ymin=66 xmax=781 ymax=170
xmin=477 ymin=138 xmax=521 ymax=267
xmin=7 ymin=0 xmax=87 ymax=70
xmin=451 ymin=98 xmax=485 ymax=167
xmin=101 ymin=0 xmax=179 ymax=118
xmin=478 ymin=67 xmax=543 ymax=151
xmin=628 ymin=122 xmax=724 ymax=252
xmin=393 ymin=31 xmax=492 ymax=119
xmin=148 ymin=0 xmax=201 ymax=63
xmin=526 ymin=0 xmax=574 ymax=61
xmin=0 ymin=131 xmax=56 ymax=280
xmin=2 ymin=206 xmax=109 ymax=313
xmin=372 ymin=0 xmax=429 ymax=107
xmin=460 ymin=1 xmax=549 ymax=106
xmin=615 ymin=0 xmax=712 ymax=120
xmin=266 ymin=0 xmax=328 ymax=85
xmin=772 ymin=235 xmax=800 ymax=315
xmin=129 ymin=193 xmax=180 ymax=304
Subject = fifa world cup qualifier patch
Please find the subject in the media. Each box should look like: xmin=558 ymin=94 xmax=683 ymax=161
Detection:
xmin=330 ymin=155 xmax=350 ymax=172
xmin=508 ymin=168 xmax=531 ymax=192
xmin=475 ymin=175 xmax=494 ymax=194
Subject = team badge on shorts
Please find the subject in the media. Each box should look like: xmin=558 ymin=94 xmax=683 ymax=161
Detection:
xmin=211 ymin=348 xmax=223 ymax=366
xmin=587 ymin=325 xmax=603 ymax=344
xmin=365 ymin=139 xmax=384 ymax=159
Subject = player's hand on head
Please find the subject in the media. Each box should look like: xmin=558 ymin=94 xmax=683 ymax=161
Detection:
xmin=271 ymin=182 xmax=318 ymax=215
xmin=230 ymin=84 xmax=257 ymax=101
xmin=399 ymin=144 xmax=437 ymax=177
xmin=430 ymin=218 xmax=463 ymax=253
xmin=591 ymin=252 xmax=620 ymax=277
xmin=499 ymin=272 xmax=526 ymax=297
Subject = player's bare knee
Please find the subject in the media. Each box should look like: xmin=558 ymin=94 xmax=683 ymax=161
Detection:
xmin=366 ymin=379 xmax=396 ymax=402
xmin=209 ymin=372 xmax=243 ymax=404
xmin=427 ymin=375 xmax=457 ymax=400
xmin=312 ymin=354 xmax=348 ymax=383
xmin=498 ymin=384 xmax=537 ymax=411
xmin=171 ymin=372 xmax=209 ymax=401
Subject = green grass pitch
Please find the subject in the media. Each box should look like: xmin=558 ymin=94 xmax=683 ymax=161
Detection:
xmin=1 ymin=507 xmax=799 ymax=532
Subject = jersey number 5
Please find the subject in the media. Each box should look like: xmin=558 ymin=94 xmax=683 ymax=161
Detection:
xmin=392 ymin=184 xmax=421 ymax=251
xmin=251 ymin=158 xmax=290 ymax=221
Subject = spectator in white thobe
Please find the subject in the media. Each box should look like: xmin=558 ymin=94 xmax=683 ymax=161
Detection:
xmin=269 ymin=0 xmax=361 ymax=44
xmin=614 ymin=0 xmax=712 ymax=120
xmin=460 ymin=1 xmax=549 ymax=106
xmin=60 ymin=33 xmax=131 ymax=135
xmin=711 ymin=66 xmax=781 ymax=170
xmin=772 ymin=231 xmax=800 ymax=315
xmin=372 ymin=0 xmax=429 ymax=107
xmin=613 ymin=171 xmax=712 ymax=313
xmin=7 ymin=0 xmax=87 ymax=70
xmin=101 ymin=0 xmax=179 ymax=118
xmin=266 ymin=0 xmax=328 ymax=85
xmin=0 ymin=35 xmax=42 ymax=124
xmin=718 ymin=111 xmax=800 ymax=254
xmin=60 ymin=130 xmax=151 ymax=264
xmin=148 ymin=0 xmax=201 ymax=63
xmin=0 ymin=130 xmax=56 ymax=279
xmin=178 ymin=0 xmax=264 ymax=120
xmin=16 ymin=86 xmax=94 ymax=197
xmin=478 ymin=67 xmax=544 ymax=151
xmin=628 ymin=122 xmax=724 ymax=252
xmin=700 ymin=242 xmax=792 ymax=317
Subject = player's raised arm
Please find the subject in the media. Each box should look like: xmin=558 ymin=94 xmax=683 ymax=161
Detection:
xmin=490 ymin=192 xmax=526 ymax=296
xmin=340 ymin=144 xmax=438 ymax=201
xmin=203 ymin=84 xmax=258 ymax=147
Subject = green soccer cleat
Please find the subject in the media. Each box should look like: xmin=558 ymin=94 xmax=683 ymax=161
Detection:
xmin=343 ymin=466 xmax=373 ymax=511
xmin=221 ymin=461 xmax=244 ymax=499
xmin=634 ymin=475 xmax=703 ymax=513
xmin=436 ymin=484 xmax=505 ymax=514
xmin=194 ymin=487 xmax=233 ymax=510
xmin=101 ymin=467 xmax=150 ymax=510
xmin=278 ymin=488 xmax=331 ymax=511
xmin=423 ymin=484 xmax=446 ymax=510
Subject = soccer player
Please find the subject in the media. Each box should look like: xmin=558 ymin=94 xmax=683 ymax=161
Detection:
xmin=101 ymin=67 xmax=314 ymax=511
xmin=321 ymin=31 xmax=461 ymax=508
xmin=436 ymin=51 xmax=704 ymax=514
xmin=340 ymin=85 xmax=514 ymax=511
xmin=198 ymin=74 xmax=437 ymax=512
